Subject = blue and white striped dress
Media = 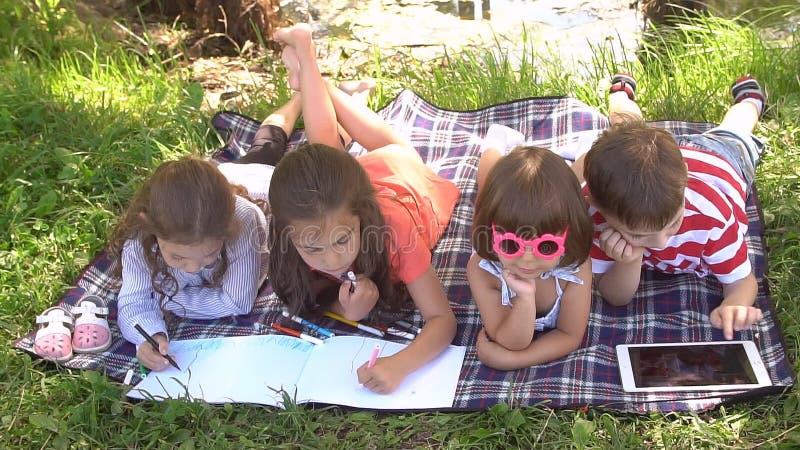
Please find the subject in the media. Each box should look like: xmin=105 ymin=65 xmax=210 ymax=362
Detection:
xmin=117 ymin=195 xmax=269 ymax=348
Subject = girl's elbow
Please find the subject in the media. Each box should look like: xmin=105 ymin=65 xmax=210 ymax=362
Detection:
xmin=444 ymin=311 xmax=457 ymax=333
xmin=232 ymin=302 xmax=255 ymax=316
xmin=500 ymin=342 xmax=525 ymax=352
xmin=477 ymin=349 xmax=522 ymax=371
xmin=600 ymin=289 xmax=635 ymax=306
xmin=488 ymin=334 xmax=529 ymax=352
xmin=429 ymin=312 xmax=457 ymax=341
xmin=495 ymin=326 xmax=534 ymax=351
xmin=553 ymin=328 xmax=586 ymax=358
xmin=564 ymin=334 xmax=584 ymax=354
xmin=476 ymin=352 xmax=502 ymax=369
xmin=497 ymin=332 xmax=531 ymax=351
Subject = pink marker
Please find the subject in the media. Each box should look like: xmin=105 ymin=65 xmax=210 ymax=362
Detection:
xmin=367 ymin=343 xmax=381 ymax=368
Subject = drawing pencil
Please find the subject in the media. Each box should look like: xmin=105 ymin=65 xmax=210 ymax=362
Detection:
xmin=323 ymin=311 xmax=385 ymax=337
xmin=134 ymin=324 xmax=181 ymax=370
xmin=367 ymin=343 xmax=381 ymax=368
xmin=346 ymin=270 xmax=357 ymax=293
xmin=282 ymin=310 xmax=335 ymax=338
xmin=393 ymin=320 xmax=422 ymax=334
xmin=374 ymin=326 xmax=416 ymax=341
xmin=271 ymin=323 xmax=324 ymax=345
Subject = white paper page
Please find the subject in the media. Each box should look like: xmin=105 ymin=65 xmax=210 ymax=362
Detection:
xmin=296 ymin=336 xmax=466 ymax=409
xmin=127 ymin=334 xmax=314 ymax=406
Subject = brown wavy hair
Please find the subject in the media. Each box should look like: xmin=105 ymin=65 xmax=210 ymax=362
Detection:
xmin=472 ymin=146 xmax=592 ymax=267
xmin=268 ymin=143 xmax=406 ymax=317
xmin=584 ymin=120 xmax=687 ymax=230
xmin=109 ymin=157 xmax=243 ymax=307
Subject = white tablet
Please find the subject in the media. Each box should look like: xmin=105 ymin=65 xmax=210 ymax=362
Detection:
xmin=616 ymin=341 xmax=772 ymax=393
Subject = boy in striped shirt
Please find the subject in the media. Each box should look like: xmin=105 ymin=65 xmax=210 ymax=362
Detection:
xmin=581 ymin=74 xmax=766 ymax=339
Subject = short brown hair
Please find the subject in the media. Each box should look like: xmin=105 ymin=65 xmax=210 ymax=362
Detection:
xmin=472 ymin=146 xmax=592 ymax=267
xmin=584 ymin=120 xmax=687 ymax=230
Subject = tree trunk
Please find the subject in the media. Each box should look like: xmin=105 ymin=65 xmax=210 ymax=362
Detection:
xmin=137 ymin=0 xmax=281 ymax=55
xmin=640 ymin=0 xmax=708 ymax=28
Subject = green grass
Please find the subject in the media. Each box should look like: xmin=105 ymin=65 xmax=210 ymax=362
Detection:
xmin=1 ymin=1 xmax=799 ymax=448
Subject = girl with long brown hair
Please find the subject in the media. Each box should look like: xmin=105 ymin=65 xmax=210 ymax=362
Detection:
xmin=111 ymin=157 xmax=269 ymax=371
xmin=269 ymin=24 xmax=459 ymax=394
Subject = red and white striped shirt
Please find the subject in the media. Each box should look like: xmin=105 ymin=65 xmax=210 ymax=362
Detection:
xmin=589 ymin=147 xmax=750 ymax=284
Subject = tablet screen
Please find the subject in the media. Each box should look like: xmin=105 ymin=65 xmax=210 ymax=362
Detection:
xmin=630 ymin=343 xmax=758 ymax=388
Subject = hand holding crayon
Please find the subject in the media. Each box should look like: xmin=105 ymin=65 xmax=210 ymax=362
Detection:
xmin=346 ymin=271 xmax=357 ymax=293
xmin=367 ymin=343 xmax=381 ymax=368
xmin=338 ymin=272 xmax=379 ymax=318
xmin=134 ymin=324 xmax=181 ymax=371
xmin=357 ymin=347 xmax=405 ymax=395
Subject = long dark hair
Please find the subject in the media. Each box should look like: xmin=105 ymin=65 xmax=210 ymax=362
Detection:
xmin=268 ymin=143 xmax=405 ymax=316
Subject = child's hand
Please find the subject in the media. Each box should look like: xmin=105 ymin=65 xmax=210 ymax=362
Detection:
xmin=710 ymin=304 xmax=764 ymax=340
xmin=357 ymin=356 xmax=405 ymax=394
xmin=136 ymin=333 xmax=173 ymax=371
xmin=338 ymin=273 xmax=379 ymax=319
xmin=598 ymin=227 xmax=644 ymax=263
xmin=501 ymin=268 xmax=537 ymax=299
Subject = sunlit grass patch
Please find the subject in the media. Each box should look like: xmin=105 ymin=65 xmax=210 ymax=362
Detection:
xmin=1 ymin=2 xmax=799 ymax=448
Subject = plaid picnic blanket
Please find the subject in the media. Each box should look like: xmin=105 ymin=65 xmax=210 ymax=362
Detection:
xmin=14 ymin=90 xmax=794 ymax=413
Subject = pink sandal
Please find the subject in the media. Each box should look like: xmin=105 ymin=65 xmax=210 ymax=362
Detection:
xmin=71 ymin=295 xmax=112 ymax=353
xmin=33 ymin=307 xmax=74 ymax=362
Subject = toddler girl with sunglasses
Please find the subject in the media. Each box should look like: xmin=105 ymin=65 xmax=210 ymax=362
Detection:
xmin=468 ymin=135 xmax=594 ymax=370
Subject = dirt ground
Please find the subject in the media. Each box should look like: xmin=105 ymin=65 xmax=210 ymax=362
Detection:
xmin=73 ymin=0 xmax=642 ymax=110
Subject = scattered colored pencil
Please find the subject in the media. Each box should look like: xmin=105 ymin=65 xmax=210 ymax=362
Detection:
xmin=271 ymin=323 xmax=324 ymax=345
xmin=323 ymin=311 xmax=385 ymax=338
xmin=394 ymin=319 xmax=422 ymax=334
xmin=373 ymin=325 xmax=416 ymax=340
xmin=282 ymin=310 xmax=335 ymax=338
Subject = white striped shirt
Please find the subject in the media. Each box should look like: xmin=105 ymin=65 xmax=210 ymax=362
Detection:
xmin=590 ymin=147 xmax=750 ymax=284
xmin=117 ymin=195 xmax=269 ymax=347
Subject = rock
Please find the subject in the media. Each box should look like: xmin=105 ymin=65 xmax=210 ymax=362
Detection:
xmin=281 ymin=0 xmax=642 ymax=77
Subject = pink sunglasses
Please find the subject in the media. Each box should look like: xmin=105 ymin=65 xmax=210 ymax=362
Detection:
xmin=491 ymin=224 xmax=569 ymax=260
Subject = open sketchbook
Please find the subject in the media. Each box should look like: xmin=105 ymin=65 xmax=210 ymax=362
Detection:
xmin=127 ymin=334 xmax=466 ymax=409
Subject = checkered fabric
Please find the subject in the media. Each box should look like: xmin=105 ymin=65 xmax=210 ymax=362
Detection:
xmin=14 ymin=90 xmax=794 ymax=412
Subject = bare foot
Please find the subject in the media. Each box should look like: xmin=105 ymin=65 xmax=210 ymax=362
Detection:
xmin=273 ymin=23 xmax=313 ymax=49
xmin=338 ymin=79 xmax=376 ymax=96
xmin=338 ymin=79 xmax=376 ymax=106
xmin=281 ymin=46 xmax=301 ymax=91
xmin=274 ymin=24 xmax=315 ymax=91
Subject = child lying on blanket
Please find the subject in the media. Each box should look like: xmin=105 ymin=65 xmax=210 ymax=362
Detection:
xmin=101 ymin=82 xmax=368 ymax=372
xmin=110 ymin=157 xmax=269 ymax=371
xmin=467 ymin=134 xmax=594 ymax=370
xmin=266 ymin=24 xmax=459 ymax=394
xmin=579 ymin=74 xmax=766 ymax=339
